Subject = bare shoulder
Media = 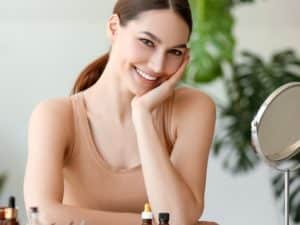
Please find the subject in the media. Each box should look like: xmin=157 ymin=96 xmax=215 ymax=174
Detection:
xmin=173 ymin=86 xmax=216 ymax=119
xmin=31 ymin=96 xmax=73 ymax=122
xmin=29 ymin=96 xmax=74 ymax=146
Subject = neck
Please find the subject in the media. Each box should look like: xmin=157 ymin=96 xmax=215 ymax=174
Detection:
xmin=83 ymin=62 xmax=135 ymax=125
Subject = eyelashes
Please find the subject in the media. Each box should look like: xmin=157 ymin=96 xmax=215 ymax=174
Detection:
xmin=139 ymin=38 xmax=155 ymax=48
xmin=168 ymin=49 xmax=183 ymax=56
xmin=138 ymin=38 xmax=183 ymax=57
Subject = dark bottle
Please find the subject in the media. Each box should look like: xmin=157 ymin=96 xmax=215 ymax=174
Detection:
xmin=158 ymin=213 xmax=169 ymax=225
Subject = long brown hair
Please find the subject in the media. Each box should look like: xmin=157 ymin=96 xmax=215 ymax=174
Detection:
xmin=71 ymin=0 xmax=193 ymax=94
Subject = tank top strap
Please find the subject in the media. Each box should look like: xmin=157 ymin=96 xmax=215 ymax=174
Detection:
xmin=66 ymin=92 xmax=90 ymax=162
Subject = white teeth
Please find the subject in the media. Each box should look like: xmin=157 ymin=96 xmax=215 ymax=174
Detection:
xmin=135 ymin=67 xmax=158 ymax=81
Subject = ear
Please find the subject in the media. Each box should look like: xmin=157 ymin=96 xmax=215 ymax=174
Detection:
xmin=106 ymin=14 xmax=121 ymax=43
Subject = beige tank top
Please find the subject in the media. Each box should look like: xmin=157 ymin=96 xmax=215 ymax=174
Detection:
xmin=62 ymin=92 xmax=175 ymax=213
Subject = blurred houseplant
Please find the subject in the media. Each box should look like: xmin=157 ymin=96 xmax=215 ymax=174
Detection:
xmin=185 ymin=0 xmax=254 ymax=83
xmin=187 ymin=0 xmax=300 ymax=223
xmin=214 ymin=49 xmax=300 ymax=172
xmin=0 ymin=173 xmax=6 ymax=196
xmin=215 ymin=49 xmax=300 ymax=222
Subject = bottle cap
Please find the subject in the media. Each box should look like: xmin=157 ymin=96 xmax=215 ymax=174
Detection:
xmin=144 ymin=203 xmax=151 ymax=212
xmin=8 ymin=196 xmax=15 ymax=208
xmin=158 ymin=213 xmax=169 ymax=223
xmin=141 ymin=203 xmax=153 ymax=220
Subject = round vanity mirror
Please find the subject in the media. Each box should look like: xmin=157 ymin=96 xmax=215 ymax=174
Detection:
xmin=251 ymin=82 xmax=300 ymax=171
xmin=251 ymin=82 xmax=300 ymax=225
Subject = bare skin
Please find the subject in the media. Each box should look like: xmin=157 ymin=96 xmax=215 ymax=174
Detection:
xmin=24 ymin=9 xmax=217 ymax=225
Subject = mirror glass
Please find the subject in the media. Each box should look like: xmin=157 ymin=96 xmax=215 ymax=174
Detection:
xmin=251 ymin=82 xmax=300 ymax=171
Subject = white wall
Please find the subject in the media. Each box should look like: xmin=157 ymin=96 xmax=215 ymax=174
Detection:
xmin=0 ymin=0 xmax=299 ymax=224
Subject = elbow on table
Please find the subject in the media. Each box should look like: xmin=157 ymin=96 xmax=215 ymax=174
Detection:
xmin=179 ymin=202 xmax=204 ymax=225
xmin=25 ymin=201 xmax=63 ymax=225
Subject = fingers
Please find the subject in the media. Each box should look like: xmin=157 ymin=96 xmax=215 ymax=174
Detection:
xmin=168 ymin=54 xmax=190 ymax=87
xmin=151 ymin=52 xmax=189 ymax=97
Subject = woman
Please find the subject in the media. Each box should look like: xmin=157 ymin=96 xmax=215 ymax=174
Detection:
xmin=24 ymin=1 xmax=217 ymax=225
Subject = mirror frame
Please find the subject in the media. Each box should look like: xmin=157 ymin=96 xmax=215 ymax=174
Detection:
xmin=251 ymin=82 xmax=300 ymax=171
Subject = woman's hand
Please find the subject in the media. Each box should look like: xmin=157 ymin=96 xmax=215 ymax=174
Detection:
xmin=131 ymin=54 xmax=190 ymax=116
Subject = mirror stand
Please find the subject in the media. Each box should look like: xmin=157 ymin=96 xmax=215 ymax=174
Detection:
xmin=284 ymin=170 xmax=290 ymax=225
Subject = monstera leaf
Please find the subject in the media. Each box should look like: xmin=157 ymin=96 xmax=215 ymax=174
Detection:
xmin=186 ymin=0 xmax=300 ymax=223
xmin=185 ymin=0 xmax=235 ymax=83
xmin=186 ymin=0 xmax=255 ymax=84
xmin=213 ymin=49 xmax=300 ymax=223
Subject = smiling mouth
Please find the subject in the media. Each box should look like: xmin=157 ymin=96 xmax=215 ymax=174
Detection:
xmin=133 ymin=66 xmax=158 ymax=81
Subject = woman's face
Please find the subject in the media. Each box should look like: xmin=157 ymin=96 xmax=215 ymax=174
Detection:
xmin=108 ymin=9 xmax=190 ymax=96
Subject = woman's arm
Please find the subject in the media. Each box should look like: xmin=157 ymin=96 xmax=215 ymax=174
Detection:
xmin=32 ymin=204 xmax=140 ymax=225
xmin=132 ymin=88 xmax=216 ymax=225
xmin=24 ymin=99 xmax=140 ymax=225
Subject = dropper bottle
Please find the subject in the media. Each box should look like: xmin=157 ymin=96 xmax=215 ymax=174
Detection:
xmin=141 ymin=203 xmax=153 ymax=225
xmin=4 ymin=196 xmax=19 ymax=225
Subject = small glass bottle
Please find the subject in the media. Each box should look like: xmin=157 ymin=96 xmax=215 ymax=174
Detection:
xmin=4 ymin=196 xmax=20 ymax=225
xmin=141 ymin=203 xmax=153 ymax=225
xmin=0 ymin=207 xmax=6 ymax=225
xmin=27 ymin=207 xmax=41 ymax=225
xmin=158 ymin=213 xmax=169 ymax=225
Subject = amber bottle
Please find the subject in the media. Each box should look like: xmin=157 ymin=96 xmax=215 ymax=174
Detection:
xmin=0 ymin=207 xmax=6 ymax=225
xmin=4 ymin=196 xmax=19 ymax=225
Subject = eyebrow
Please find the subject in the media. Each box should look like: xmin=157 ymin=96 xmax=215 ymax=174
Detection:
xmin=140 ymin=31 xmax=187 ymax=49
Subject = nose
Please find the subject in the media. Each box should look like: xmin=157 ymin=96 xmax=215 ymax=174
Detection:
xmin=148 ymin=51 xmax=165 ymax=74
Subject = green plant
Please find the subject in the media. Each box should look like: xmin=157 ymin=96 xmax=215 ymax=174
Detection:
xmin=214 ymin=49 xmax=300 ymax=221
xmin=185 ymin=0 xmax=234 ymax=83
xmin=0 ymin=173 xmax=7 ymax=196
xmin=214 ymin=50 xmax=300 ymax=172
xmin=185 ymin=0 xmax=255 ymax=83
xmin=187 ymin=0 xmax=300 ymax=223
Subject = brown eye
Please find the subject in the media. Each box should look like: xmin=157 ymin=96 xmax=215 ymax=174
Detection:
xmin=139 ymin=38 xmax=155 ymax=48
xmin=168 ymin=49 xmax=183 ymax=57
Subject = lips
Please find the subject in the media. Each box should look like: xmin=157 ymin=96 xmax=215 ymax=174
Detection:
xmin=132 ymin=66 xmax=160 ymax=86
